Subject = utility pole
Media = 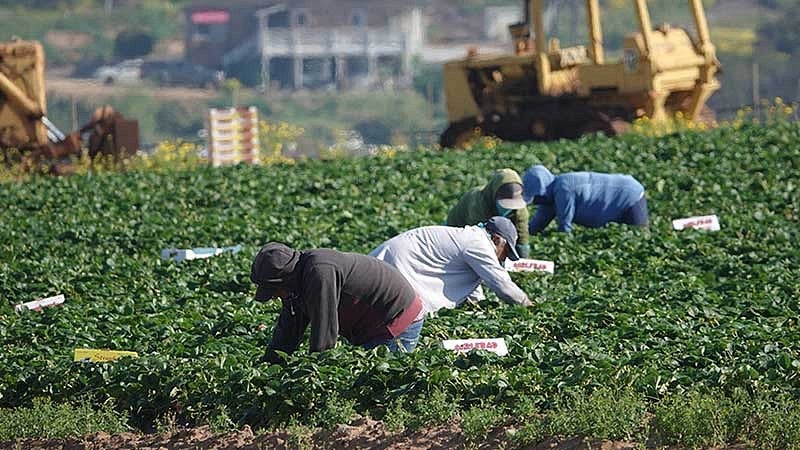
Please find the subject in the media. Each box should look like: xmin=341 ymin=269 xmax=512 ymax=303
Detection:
xmin=752 ymin=61 xmax=760 ymax=116
xmin=71 ymin=96 xmax=78 ymax=132
xmin=795 ymin=77 xmax=800 ymax=121
xmin=796 ymin=77 xmax=800 ymax=104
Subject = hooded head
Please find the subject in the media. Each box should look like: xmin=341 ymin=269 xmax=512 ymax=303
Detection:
xmin=483 ymin=168 xmax=525 ymax=209
xmin=251 ymin=242 xmax=301 ymax=301
xmin=522 ymin=165 xmax=555 ymax=204
xmin=495 ymin=182 xmax=527 ymax=211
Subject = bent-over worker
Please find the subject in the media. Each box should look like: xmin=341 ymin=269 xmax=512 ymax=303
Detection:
xmin=446 ymin=168 xmax=531 ymax=258
xmin=251 ymin=243 xmax=423 ymax=364
xmin=370 ymin=216 xmax=532 ymax=324
xmin=523 ymin=165 xmax=649 ymax=234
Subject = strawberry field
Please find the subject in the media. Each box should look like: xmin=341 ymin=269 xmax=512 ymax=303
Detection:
xmin=2 ymin=121 xmax=800 ymax=447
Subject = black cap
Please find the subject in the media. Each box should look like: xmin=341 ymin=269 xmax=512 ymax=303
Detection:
xmin=496 ymin=182 xmax=527 ymax=210
xmin=484 ymin=216 xmax=520 ymax=261
xmin=251 ymin=242 xmax=300 ymax=300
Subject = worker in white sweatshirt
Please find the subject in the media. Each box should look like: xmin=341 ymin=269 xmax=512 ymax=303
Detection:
xmin=369 ymin=216 xmax=532 ymax=331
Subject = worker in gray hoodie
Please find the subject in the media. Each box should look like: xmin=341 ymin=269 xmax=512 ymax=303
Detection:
xmin=523 ymin=164 xmax=649 ymax=234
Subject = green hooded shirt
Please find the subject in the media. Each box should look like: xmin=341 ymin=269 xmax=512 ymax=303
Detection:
xmin=446 ymin=168 xmax=531 ymax=257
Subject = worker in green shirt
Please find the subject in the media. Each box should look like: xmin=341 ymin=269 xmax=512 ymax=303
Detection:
xmin=446 ymin=168 xmax=531 ymax=258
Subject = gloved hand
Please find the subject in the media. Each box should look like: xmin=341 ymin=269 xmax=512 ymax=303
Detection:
xmin=258 ymin=348 xmax=286 ymax=365
xmin=516 ymin=243 xmax=531 ymax=259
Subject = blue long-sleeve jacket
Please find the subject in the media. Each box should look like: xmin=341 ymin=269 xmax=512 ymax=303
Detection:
xmin=523 ymin=165 xmax=645 ymax=233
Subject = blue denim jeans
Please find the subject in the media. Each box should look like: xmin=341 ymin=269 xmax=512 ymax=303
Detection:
xmin=620 ymin=194 xmax=650 ymax=227
xmin=362 ymin=319 xmax=424 ymax=352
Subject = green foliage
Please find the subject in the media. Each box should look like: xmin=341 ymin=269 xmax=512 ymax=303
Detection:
xmin=45 ymin=87 xmax=440 ymax=147
xmin=546 ymin=387 xmax=647 ymax=441
xmin=461 ymin=404 xmax=503 ymax=445
xmin=207 ymin=405 xmax=236 ymax=434
xmin=285 ymin=419 xmax=314 ymax=450
xmin=652 ymin=388 xmax=800 ymax=450
xmin=652 ymin=389 xmax=743 ymax=448
xmin=412 ymin=62 xmax=444 ymax=105
xmin=745 ymin=392 xmax=800 ymax=450
xmin=382 ymin=399 xmax=412 ymax=433
xmin=155 ymin=410 xmax=180 ymax=434
xmin=756 ymin=0 xmax=800 ymax=54
xmin=408 ymin=389 xmax=460 ymax=429
xmin=506 ymin=387 xmax=647 ymax=447
xmin=354 ymin=119 xmax=393 ymax=145
xmin=1 ymin=122 xmax=800 ymax=448
xmin=0 ymin=3 xmax=181 ymax=66
xmin=224 ymin=56 xmax=263 ymax=89
xmin=113 ymin=29 xmax=154 ymax=59
xmin=154 ymin=101 xmax=205 ymax=138
xmin=313 ymin=393 xmax=356 ymax=430
xmin=507 ymin=418 xmax=548 ymax=449
xmin=758 ymin=0 xmax=800 ymax=12
xmin=0 ymin=398 xmax=128 ymax=440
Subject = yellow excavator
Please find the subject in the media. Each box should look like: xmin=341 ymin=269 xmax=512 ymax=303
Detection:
xmin=440 ymin=0 xmax=720 ymax=147
xmin=0 ymin=38 xmax=139 ymax=173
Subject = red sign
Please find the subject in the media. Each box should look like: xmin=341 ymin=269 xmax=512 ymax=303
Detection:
xmin=505 ymin=258 xmax=555 ymax=274
xmin=442 ymin=338 xmax=509 ymax=356
xmin=672 ymin=214 xmax=720 ymax=231
xmin=684 ymin=218 xmax=713 ymax=228
xmin=191 ymin=10 xmax=230 ymax=24
xmin=453 ymin=341 xmax=499 ymax=351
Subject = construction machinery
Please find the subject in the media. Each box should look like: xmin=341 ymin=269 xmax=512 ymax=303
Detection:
xmin=440 ymin=0 xmax=720 ymax=147
xmin=0 ymin=38 xmax=139 ymax=173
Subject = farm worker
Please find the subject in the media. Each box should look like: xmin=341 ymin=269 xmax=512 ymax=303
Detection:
xmin=250 ymin=242 xmax=423 ymax=364
xmin=522 ymin=164 xmax=649 ymax=234
xmin=446 ymin=168 xmax=531 ymax=258
xmin=370 ymin=216 xmax=532 ymax=322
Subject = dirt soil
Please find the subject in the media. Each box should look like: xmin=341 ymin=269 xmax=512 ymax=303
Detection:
xmin=1 ymin=418 xmax=751 ymax=450
xmin=46 ymin=77 xmax=217 ymax=101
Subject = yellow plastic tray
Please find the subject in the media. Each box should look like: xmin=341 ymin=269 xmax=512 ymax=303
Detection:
xmin=73 ymin=348 xmax=139 ymax=362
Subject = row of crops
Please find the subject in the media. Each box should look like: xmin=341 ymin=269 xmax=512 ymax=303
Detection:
xmin=1 ymin=121 xmax=799 ymax=445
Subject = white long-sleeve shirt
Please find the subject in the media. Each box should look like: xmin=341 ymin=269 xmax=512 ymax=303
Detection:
xmin=369 ymin=225 xmax=530 ymax=317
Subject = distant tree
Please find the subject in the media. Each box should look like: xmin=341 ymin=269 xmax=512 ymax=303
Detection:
xmin=757 ymin=0 xmax=800 ymax=54
xmin=757 ymin=0 xmax=799 ymax=8
xmin=412 ymin=63 xmax=443 ymax=105
xmin=155 ymin=101 xmax=204 ymax=138
xmin=354 ymin=119 xmax=393 ymax=145
xmin=113 ymin=29 xmax=154 ymax=60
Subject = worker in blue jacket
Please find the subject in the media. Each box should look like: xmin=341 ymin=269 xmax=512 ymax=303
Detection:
xmin=522 ymin=165 xmax=649 ymax=234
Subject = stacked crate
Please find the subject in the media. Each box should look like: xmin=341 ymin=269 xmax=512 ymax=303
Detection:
xmin=207 ymin=107 xmax=260 ymax=166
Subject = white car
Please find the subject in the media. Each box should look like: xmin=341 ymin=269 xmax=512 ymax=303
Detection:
xmin=93 ymin=59 xmax=143 ymax=85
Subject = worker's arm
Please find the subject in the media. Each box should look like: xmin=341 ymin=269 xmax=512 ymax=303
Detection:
xmin=462 ymin=246 xmax=531 ymax=306
xmin=528 ymin=204 xmax=555 ymax=234
xmin=511 ymin=207 xmax=531 ymax=258
xmin=263 ymin=298 xmax=310 ymax=364
xmin=554 ymin=187 xmax=576 ymax=233
xmin=301 ymin=264 xmax=342 ymax=353
xmin=445 ymin=196 xmax=467 ymax=226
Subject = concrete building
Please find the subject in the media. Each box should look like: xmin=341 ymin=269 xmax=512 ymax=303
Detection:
xmin=185 ymin=0 xmax=425 ymax=91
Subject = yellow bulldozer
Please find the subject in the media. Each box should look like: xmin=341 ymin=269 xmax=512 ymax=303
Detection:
xmin=0 ymin=38 xmax=139 ymax=173
xmin=440 ymin=0 xmax=720 ymax=147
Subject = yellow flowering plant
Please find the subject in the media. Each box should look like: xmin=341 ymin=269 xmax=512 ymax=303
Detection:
xmin=259 ymin=120 xmax=303 ymax=165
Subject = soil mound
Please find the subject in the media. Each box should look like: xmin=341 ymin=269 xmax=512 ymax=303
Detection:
xmin=1 ymin=419 xmax=749 ymax=450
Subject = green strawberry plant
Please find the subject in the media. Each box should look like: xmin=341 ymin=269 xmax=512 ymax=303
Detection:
xmin=0 ymin=121 xmax=798 ymax=439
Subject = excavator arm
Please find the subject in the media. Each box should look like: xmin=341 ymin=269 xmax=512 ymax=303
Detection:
xmin=0 ymin=39 xmax=139 ymax=173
